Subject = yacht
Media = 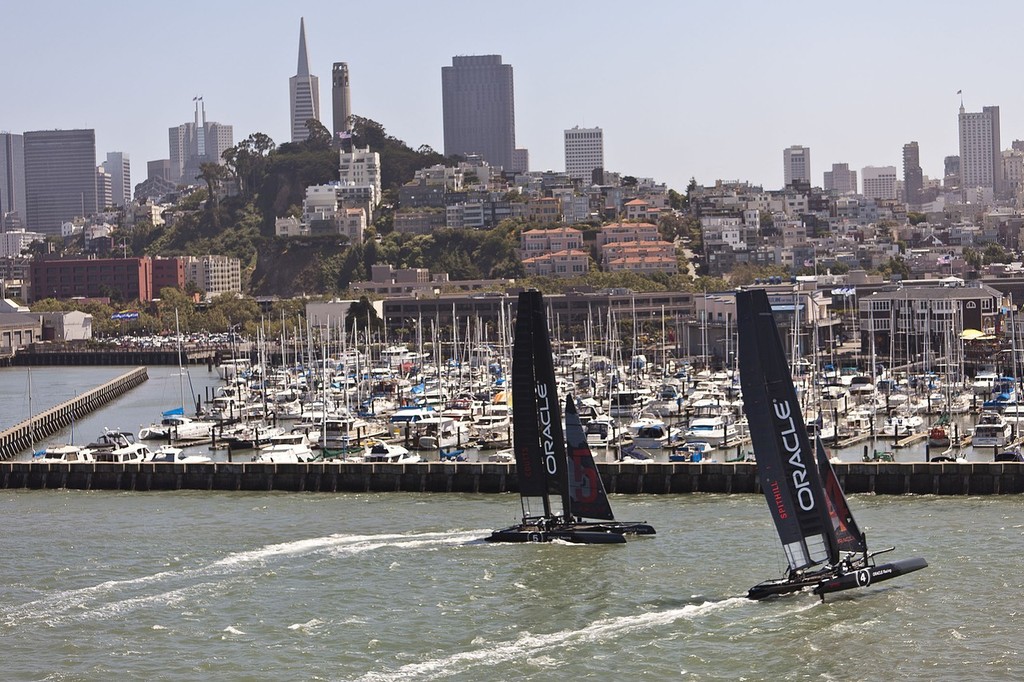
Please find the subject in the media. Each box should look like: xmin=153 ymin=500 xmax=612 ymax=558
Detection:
xmin=251 ymin=432 xmax=313 ymax=463
xmin=973 ymin=412 xmax=1012 ymax=449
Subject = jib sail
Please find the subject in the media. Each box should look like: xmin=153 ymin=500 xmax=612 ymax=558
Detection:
xmin=564 ymin=395 xmax=615 ymax=521
xmin=817 ymin=438 xmax=867 ymax=553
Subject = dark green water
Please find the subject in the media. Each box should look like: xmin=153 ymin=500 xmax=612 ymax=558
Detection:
xmin=0 ymin=490 xmax=1020 ymax=681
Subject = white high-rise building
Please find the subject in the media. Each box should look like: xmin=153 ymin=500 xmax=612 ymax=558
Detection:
xmin=289 ymin=17 xmax=320 ymax=143
xmin=959 ymin=104 xmax=1003 ymax=195
xmin=564 ymin=126 xmax=604 ymax=183
xmin=861 ymin=166 xmax=898 ymax=200
xmin=783 ymin=145 xmax=811 ymax=186
xmin=102 ymin=152 xmax=131 ymax=208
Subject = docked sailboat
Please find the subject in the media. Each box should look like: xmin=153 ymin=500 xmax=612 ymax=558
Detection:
xmin=737 ymin=288 xmax=926 ymax=600
xmin=487 ymin=291 xmax=655 ymax=544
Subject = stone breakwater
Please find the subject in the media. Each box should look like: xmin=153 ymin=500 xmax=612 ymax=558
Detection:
xmin=0 ymin=367 xmax=148 ymax=460
xmin=0 ymin=461 xmax=1021 ymax=495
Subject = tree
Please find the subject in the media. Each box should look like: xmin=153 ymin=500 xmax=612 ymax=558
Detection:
xmin=222 ymin=132 xmax=276 ymax=200
xmin=345 ymin=296 xmax=383 ymax=337
xmin=197 ymin=162 xmax=229 ymax=213
xmin=304 ymin=119 xmax=332 ymax=152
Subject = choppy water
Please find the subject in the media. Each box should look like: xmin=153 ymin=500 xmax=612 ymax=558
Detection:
xmin=2 ymin=367 xmax=1023 ymax=680
xmin=0 ymin=491 xmax=1021 ymax=681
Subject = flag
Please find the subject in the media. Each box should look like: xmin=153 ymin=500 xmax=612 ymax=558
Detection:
xmin=336 ymin=131 xmax=353 ymax=140
xmin=957 ymin=89 xmax=962 ymax=95
xmin=803 ymin=259 xmax=814 ymax=267
xmin=937 ymin=254 xmax=952 ymax=265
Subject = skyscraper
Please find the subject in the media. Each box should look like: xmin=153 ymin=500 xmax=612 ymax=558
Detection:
xmin=958 ymin=104 xmax=1003 ymax=196
xmin=168 ymin=99 xmax=233 ymax=185
xmin=441 ymin=55 xmax=515 ymax=170
xmin=0 ymin=133 xmax=26 ymax=229
xmin=332 ymin=62 xmax=352 ymax=136
xmin=103 ymin=152 xmax=131 ymax=208
xmin=290 ymin=18 xmax=320 ymax=143
xmin=902 ymin=142 xmax=923 ymax=207
xmin=564 ymin=126 xmax=604 ymax=183
xmin=783 ymin=145 xmax=811 ymax=187
xmin=823 ymin=163 xmax=857 ymax=194
xmin=23 ymin=129 xmax=97 ymax=235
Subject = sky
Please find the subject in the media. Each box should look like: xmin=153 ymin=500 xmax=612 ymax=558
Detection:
xmin=3 ymin=0 xmax=1023 ymax=193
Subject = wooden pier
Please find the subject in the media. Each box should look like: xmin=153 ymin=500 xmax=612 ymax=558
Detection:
xmin=0 ymin=460 xmax=1021 ymax=495
xmin=0 ymin=367 xmax=148 ymax=460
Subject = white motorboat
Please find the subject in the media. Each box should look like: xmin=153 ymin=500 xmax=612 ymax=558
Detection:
xmin=95 ymin=442 xmax=152 ymax=463
xmin=363 ymin=441 xmax=421 ymax=464
xmin=973 ymin=411 xmax=1012 ymax=448
xmin=146 ymin=446 xmax=213 ymax=463
xmin=252 ymin=433 xmax=313 ymax=463
xmin=139 ymin=412 xmax=214 ymax=441
xmin=34 ymin=444 xmax=95 ymax=463
xmin=628 ymin=416 xmax=677 ymax=449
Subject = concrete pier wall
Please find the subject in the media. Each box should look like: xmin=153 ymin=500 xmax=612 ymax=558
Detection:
xmin=0 ymin=461 xmax=1021 ymax=495
xmin=0 ymin=367 xmax=148 ymax=460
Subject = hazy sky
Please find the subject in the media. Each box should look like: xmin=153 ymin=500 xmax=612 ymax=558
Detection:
xmin=3 ymin=0 xmax=1022 ymax=192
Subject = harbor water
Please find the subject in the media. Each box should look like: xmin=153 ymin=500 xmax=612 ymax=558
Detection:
xmin=0 ymin=366 xmax=1022 ymax=679
xmin=1 ymin=490 xmax=1021 ymax=680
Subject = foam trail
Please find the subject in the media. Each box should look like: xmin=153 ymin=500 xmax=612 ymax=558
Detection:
xmin=2 ymin=529 xmax=487 ymax=627
xmin=355 ymin=598 xmax=750 ymax=682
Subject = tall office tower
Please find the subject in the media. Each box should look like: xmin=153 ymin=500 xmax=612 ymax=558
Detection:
xmin=564 ymin=126 xmax=604 ymax=183
xmin=861 ymin=166 xmax=898 ymax=200
xmin=23 ymin=129 xmax=97 ymax=235
xmin=332 ymin=62 xmax=352 ymax=136
xmin=0 ymin=133 xmax=27 ymax=229
xmin=783 ymin=145 xmax=811 ymax=186
xmin=168 ymin=99 xmax=233 ymax=184
xmin=441 ymin=55 xmax=515 ymax=169
xmin=103 ymin=152 xmax=131 ymax=208
xmin=958 ymin=104 xmax=1003 ymax=195
xmin=290 ymin=17 xmax=321 ymax=143
xmin=902 ymin=142 xmax=923 ymax=207
xmin=823 ymin=162 xmax=857 ymax=193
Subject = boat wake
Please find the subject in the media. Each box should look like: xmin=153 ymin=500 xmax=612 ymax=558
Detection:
xmin=355 ymin=597 xmax=751 ymax=682
xmin=0 ymin=529 xmax=486 ymax=627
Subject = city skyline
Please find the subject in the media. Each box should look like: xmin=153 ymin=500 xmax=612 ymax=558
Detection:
xmin=1 ymin=1 xmax=1022 ymax=193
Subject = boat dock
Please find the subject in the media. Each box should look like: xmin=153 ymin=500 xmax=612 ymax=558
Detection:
xmin=0 ymin=367 xmax=149 ymax=460
xmin=0 ymin=460 xmax=1020 ymax=495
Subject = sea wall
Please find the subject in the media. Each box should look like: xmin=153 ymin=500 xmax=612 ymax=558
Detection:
xmin=1 ymin=461 xmax=1022 ymax=495
xmin=0 ymin=367 xmax=148 ymax=461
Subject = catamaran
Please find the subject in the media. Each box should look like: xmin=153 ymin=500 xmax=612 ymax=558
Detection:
xmin=486 ymin=291 xmax=655 ymax=544
xmin=737 ymin=288 xmax=926 ymax=600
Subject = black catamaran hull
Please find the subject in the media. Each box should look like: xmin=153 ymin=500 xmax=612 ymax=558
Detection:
xmin=748 ymin=557 xmax=929 ymax=600
xmin=487 ymin=522 xmax=622 ymax=540
xmin=486 ymin=521 xmax=655 ymax=544
xmin=813 ymin=557 xmax=929 ymax=596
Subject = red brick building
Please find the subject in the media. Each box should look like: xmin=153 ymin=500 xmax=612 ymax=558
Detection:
xmin=30 ymin=257 xmax=154 ymax=303
xmin=152 ymin=256 xmax=185 ymax=294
